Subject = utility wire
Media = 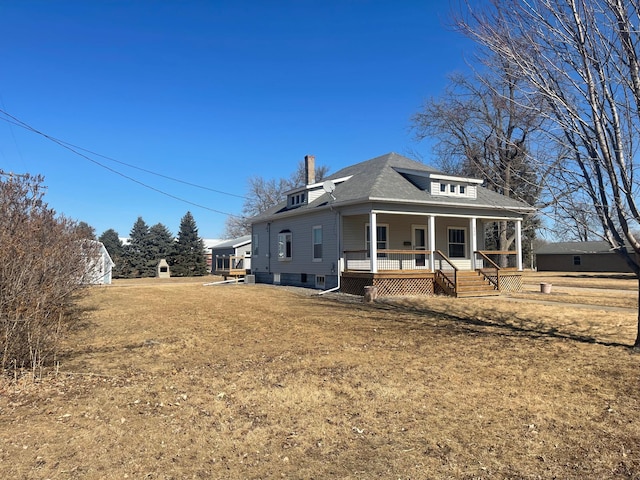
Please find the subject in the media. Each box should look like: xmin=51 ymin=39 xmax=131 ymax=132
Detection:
xmin=0 ymin=108 xmax=246 ymax=218
xmin=56 ymin=139 xmax=247 ymax=199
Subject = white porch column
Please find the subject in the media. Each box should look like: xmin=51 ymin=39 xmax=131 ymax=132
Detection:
xmin=470 ymin=217 xmax=478 ymax=270
xmin=370 ymin=211 xmax=378 ymax=273
xmin=516 ymin=219 xmax=523 ymax=271
xmin=428 ymin=215 xmax=436 ymax=271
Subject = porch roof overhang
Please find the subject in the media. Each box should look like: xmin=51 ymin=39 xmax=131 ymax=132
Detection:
xmin=335 ymin=196 xmax=534 ymax=220
xmin=250 ymin=194 xmax=535 ymax=225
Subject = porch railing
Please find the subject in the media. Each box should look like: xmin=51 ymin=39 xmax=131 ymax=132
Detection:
xmin=343 ymin=249 xmax=432 ymax=271
xmin=215 ymin=255 xmax=246 ymax=273
xmin=434 ymin=250 xmax=458 ymax=295
xmin=474 ymin=250 xmax=518 ymax=270
xmin=474 ymin=250 xmax=501 ymax=291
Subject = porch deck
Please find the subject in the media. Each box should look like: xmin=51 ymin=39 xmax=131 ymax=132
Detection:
xmin=341 ymin=249 xmax=523 ymax=297
xmin=214 ymin=255 xmax=248 ymax=279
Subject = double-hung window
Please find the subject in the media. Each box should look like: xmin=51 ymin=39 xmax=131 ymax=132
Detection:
xmin=312 ymin=226 xmax=322 ymax=261
xmin=365 ymin=224 xmax=388 ymax=257
xmin=448 ymin=228 xmax=466 ymax=258
xmin=278 ymin=230 xmax=292 ymax=261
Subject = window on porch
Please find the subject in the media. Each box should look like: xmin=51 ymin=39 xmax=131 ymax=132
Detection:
xmin=448 ymin=228 xmax=466 ymax=258
xmin=365 ymin=224 xmax=388 ymax=257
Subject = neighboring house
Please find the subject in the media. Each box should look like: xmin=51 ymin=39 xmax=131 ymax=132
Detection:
xmin=536 ymin=241 xmax=635 ymax=273
xmin=250 ymin=152 xmax=535 ymax=297
xmin=211 ymin=235 xmax=252 ymax=277
xmin=202 ymin=238 xmax=224 ymax=271
xmin=83 ymin=241 xmax=115 ymax=285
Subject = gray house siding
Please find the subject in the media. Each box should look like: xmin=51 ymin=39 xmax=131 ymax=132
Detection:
xmin=535 ymin=241 xmax=635 ymax=273
xmin=252 ymin=209 xmax=339 ymax=289
xmin=537 ymin=253 xmax=633 ymax=272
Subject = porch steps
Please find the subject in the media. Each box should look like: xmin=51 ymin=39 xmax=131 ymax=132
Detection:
xmin=448 ymin=271 xmax=500 ymax=298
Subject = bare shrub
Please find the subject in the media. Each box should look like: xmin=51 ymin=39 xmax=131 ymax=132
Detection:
xmin=0 ymin=172 xmax=96 ymax=375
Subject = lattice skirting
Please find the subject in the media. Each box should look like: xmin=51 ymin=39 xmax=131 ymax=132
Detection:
xmin=373 ymin=277 xmax=434 ymax=296
xmin=341 ymin=273 xmax=520 ymax=296
xmin=340 ymin=276 xmax=373 ymax=296
xmin=340 ymin=275 xmax=434 ymax=296
xmin=485 ymin=274 xmax=522 ymax=292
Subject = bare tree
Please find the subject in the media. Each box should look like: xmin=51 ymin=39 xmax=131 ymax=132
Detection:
xmin=0 ymin=172 xmax=96 ymax=375
xmin=412 ymin=61 xmax=547 ymax=265
xmin=223 ymin=159 xmax=329 ymax=238
xmin=456 ymin=0 xmax=640 ymax=346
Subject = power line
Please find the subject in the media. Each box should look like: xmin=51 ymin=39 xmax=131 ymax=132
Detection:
xmin=0 ymin=108 xmax=247 ymax=218
xmin=56 ymin=139 xmax=247 ymax=199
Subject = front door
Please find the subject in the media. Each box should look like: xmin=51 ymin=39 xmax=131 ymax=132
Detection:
xmin=412 ymin=225 xmax=427 ymax=267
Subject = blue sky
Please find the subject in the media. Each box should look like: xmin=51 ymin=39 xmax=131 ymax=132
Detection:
xmin=0 ymin=1 xmax=477 ymax=239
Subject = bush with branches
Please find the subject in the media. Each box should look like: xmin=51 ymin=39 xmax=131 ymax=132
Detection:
xmin=0 ymin=172 xmax=96 ymax=375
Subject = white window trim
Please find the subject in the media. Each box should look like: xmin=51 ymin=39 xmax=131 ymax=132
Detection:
xmin=312 ymin=225 xmax=323 ymax=262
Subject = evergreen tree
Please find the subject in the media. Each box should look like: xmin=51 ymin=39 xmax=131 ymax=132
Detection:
xmin=171 ymin=211 xmax=208 ymax=277
xmin=98 ymin=228 xmax=126 ymax=278
xmin=75 ymin=221 xmax=97 ymax=240
xmin=148 ymin=223 xmax=175 ymax=265
xmin=125 ymin=217 xmax=155 ymax=278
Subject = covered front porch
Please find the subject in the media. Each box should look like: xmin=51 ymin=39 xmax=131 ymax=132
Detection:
xmin=339 ymin=210 xmax=524 ymax=297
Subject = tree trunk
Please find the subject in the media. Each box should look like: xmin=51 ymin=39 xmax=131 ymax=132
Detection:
xmin=499 ymin=220 xmax=509 ymax=268
xmin=635 ymin=276 xmax=640 ymax=349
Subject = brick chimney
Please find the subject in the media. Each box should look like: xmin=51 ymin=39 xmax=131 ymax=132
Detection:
xmin=305 ymin=154 xmax=315 ymax=185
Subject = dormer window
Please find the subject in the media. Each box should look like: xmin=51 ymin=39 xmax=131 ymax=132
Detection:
xmin=436 ymin=182 xmax=473 ymax=198
xmin=289 ymin=192 xmax=307 ymax=207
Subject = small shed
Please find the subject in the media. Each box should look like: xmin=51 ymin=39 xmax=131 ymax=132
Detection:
xmin=535 ymin=241 xmax=634 ymax=273
xmin=211 ymin=235 xmax=252 ymax=276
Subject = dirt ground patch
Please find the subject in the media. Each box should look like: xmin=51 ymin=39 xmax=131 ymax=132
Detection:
xmin=1 ymin=274 xmax=639 ymax=479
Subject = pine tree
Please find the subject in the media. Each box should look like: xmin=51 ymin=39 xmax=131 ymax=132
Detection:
xmin=148 ymin=223 xmax=175 ymax=266
xmin=98 ymin=228 xmax=126 ymax=278
xmin=125 ymin=217 xmax=155 ymax=278
xmin=75 ymin=221 xmax=97 ymax=240
xmin=171 ymin=212 xmax=208 ymax=277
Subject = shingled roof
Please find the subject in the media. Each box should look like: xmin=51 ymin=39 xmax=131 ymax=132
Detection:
xmin=535 ymin=241 xmax=632 ymax=255
xmin=252 ymin=152 xmax=534 ymax=221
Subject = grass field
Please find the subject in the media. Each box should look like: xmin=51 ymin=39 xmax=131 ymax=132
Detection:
xmin=1 ymin=273 xmax=639 ymax=479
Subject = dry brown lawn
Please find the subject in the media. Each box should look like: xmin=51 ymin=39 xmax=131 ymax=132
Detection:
xmin=1 ymin=273 xmax=640 ymax=479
